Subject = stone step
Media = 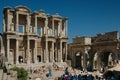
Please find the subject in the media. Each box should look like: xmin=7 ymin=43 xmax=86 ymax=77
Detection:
xmin=2 ymin=73 xmax=7 ymax=80
xmin=7 ymin=75 xmax=17 ymax=80
xmin=0 ymin=70 xmax=3 ymax=80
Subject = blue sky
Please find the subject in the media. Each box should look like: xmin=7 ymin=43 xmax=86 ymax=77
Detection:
xmin=0 ymin=0 xmax=120 ymax=43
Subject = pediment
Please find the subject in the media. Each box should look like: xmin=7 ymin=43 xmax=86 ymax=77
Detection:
xmin=15 ymin=6 xmax=30 ymax=13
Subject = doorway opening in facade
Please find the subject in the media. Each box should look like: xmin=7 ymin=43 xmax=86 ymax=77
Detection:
xmin=19 ymin=56 xmax=23 ymax=63
xmin=100 ymin=52 xmax=115 ymax=68
xmin=62 ymin=42 xmax=66 ymax=62
xmin=37 ymin=55 xmax=41 ymax=62
xmin=75 ymin=52 xmax=83 ymax=70
xmin=9 ymin=49 xmax=15 ymax=64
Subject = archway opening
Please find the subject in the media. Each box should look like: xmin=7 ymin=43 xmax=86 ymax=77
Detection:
xmin=100 ymin=52 xmax=115 ymax=68
xmin=75 ymin=52 xmax=83 ymax=70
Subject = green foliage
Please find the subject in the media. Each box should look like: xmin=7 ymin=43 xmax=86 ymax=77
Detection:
xmin=10 ymin=67 xmax=28 ymax=80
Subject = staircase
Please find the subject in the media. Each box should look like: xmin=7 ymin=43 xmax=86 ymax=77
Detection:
xmin=0 ymin=69 xmax=17 ymax=80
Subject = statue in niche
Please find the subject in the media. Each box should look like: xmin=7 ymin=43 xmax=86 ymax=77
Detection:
xmin=108 ymin=53 xmax=113 ymax=66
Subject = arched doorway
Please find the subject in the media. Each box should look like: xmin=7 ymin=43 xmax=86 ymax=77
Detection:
xmin=100 ymin=51 xmax=115 ymax=68
xmin=75 ymin=52 xmax=83 ymax=70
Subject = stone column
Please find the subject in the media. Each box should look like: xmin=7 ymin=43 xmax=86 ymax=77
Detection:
xmin=34 ymin=39 xmax=38 ymax=63
xmin=46 ymin=40 xmax=48 ymax=63
xmin=3 ymin=19 xmax=5 ymax=32
xmin=16 ymin=39 xmax=19 ymax=64
xmin=52 ymin=42 xmax=54 ymax=62
xmin=58 ymin=20 xmax=62 ymax=36
xmin=7 ymin=10 xmax=10 ymax=31
xmin=63 ymin=21 xmax=65 ymax=36
xmin=41 ymin=27 xmax=43 ymax=36
xmin=52 ymin=18 xmax=54 ymax=36
xmin=40 ymin=47 xmax=43 ymax=62
xmin=65 ymin=42 xmax=68 ymax=61
xmin=7 ymin=38 xmax=10 ymax=63
xmin=60 ymin=41 xmax=63 ymax=62
xmin=27 ymin=37 xmax=30 ymax=64
xmin=27 ymin=14 xmax=30 ymax=33
xmin=65 ymin=20 xmax=68 ymax=37
xmin=16 ymin=12 xmax=18 ymax=32
xmin=35 ymin=15 xmax=37 ymax=34
xmin=45 ymin=18 xmax=48 ymax=35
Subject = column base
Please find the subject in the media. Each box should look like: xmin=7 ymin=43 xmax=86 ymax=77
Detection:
xmin=46 ymin=60 xmax=49 ymax=63
xmin=60 ymin=60 xmax=63 ymax=63
xmin=35 ymin=60 xmax=38 ymax=64
xmin=16 ymin=61 xmax=19 ymax=64
xmin=52 ymin=60 xmax=55 ymax=63
xmin=27 ymin=60 xmax=30 ymax=64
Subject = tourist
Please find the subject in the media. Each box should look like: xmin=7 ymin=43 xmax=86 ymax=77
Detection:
xmin=64 ymin=67 xmax=69 ymax=75
xmin=110 ymin=76 xmax=116 ymax=80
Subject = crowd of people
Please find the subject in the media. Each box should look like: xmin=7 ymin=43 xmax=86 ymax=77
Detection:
xmin=57 ymin=67 xmax=117 ymax=80
xmin=26 ymin=63 xmax=117 ymax=80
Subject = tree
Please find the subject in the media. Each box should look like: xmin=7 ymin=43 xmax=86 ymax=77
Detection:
xmin=10 ymin=67 xmax=28 ymax=80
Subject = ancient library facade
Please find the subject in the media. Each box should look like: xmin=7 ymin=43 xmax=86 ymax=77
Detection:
xmin=1 ymin=6 xmax=68 ymax=66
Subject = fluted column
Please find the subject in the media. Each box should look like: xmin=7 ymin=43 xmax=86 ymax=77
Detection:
xmin=16 ymin=39 xmax=19 ymax=64
xmin=7 ymin=39 xmax=10 ymax=62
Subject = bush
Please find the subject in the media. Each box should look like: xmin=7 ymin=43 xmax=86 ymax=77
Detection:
xmin=10 ymin=67 xmax=28 ymax=80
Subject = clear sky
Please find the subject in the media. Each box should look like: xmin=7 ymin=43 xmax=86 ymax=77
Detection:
xmin=0 ymin=0 xmax=120 ymax=43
